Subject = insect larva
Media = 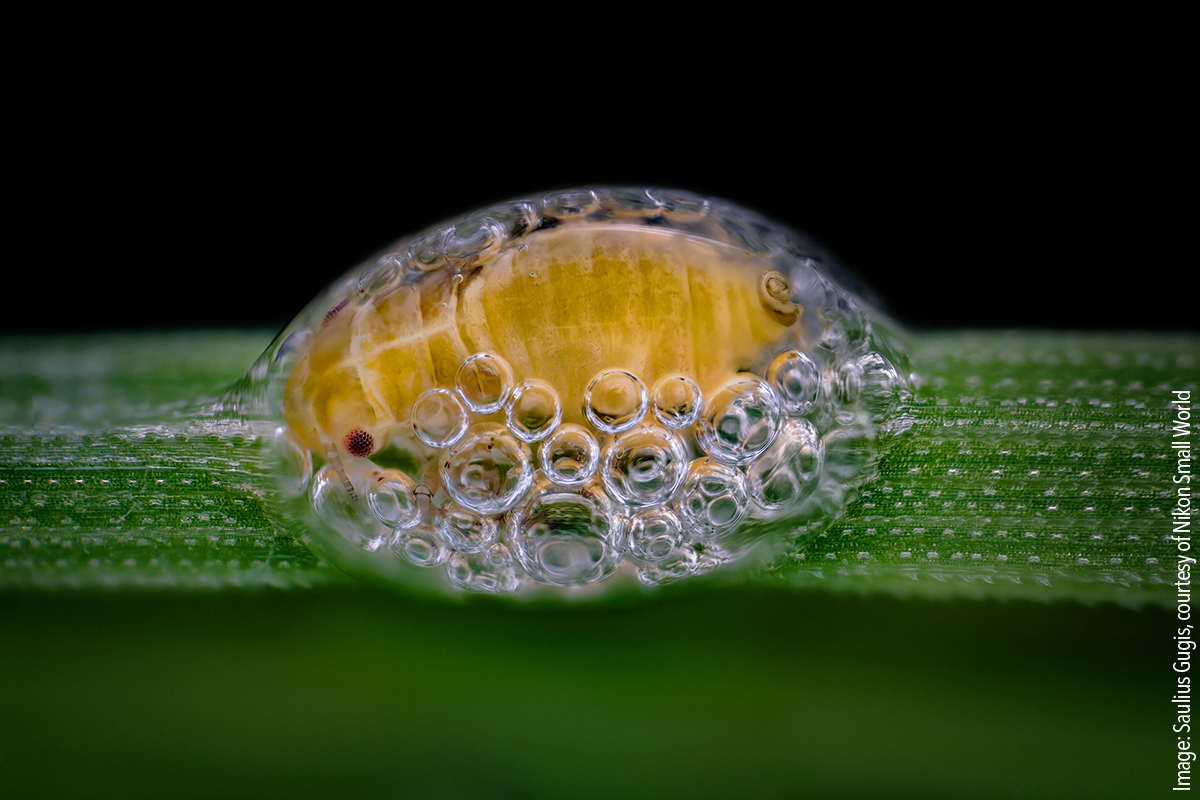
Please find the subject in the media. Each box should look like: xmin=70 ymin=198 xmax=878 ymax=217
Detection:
xmin=285 ymin=225 xmax=800 ymax=461
xmin=265 ymin=188 xmax=912 ymax=594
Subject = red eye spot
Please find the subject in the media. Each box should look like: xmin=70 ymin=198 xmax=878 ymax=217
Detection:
xmin=343 ymin=428 xmax=374 ymax=458
xmin=323 ymin=299 xmax=349 ymax=325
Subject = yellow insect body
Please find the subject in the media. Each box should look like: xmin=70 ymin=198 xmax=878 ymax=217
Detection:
xmin=285 ymin=225 xmax=799 ymax=460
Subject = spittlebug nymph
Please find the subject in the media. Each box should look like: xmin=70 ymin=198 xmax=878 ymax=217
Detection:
xmin=254 ymin=188 xmax=913 ymax=595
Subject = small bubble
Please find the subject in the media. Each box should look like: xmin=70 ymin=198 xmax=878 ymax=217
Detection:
xmin=506 ymin=379 xmax=562 ymax=443
xmin=367 ymin=470 xmax=422 ymax=531
xmin=311 ymin=462 xmax=391 ymax=552
xmin=444 ymin=217 xmax=503 ymax=266
xmin=600 ymin=425 xmax=688 ymax=508
xmin=768 ymin=350 xmax=821 ymax=416
xmin=358 ymin=255 xmax=404 ymax=294
xmin=596 ymin=187 xmax=660 ymax=217
xmin=412 ymin=389 xmax=469 ymax=449
xmin=636 ymin=545 xmax=700 ymax=585
xmin=393 ymin=525 xmax=449 ymax=567
xmin=835 ymin=359 xmax=863 ymax=404
xmin=856 ymin=352 xmax=903 ymax=419
xmin=652 ymin=376 xmax=703 ymax=430
xmin=478 ymin=201 xmax=540 ymax=238
xmin=540 ymin=189 xmax=599 ymax=219
xmin=434 ymin=502 xmax=499 ymax=553
xmin=748 ymin=419 xmax=824 ymax=516
xmin=586 ymin=370 xmax=649 ymax=434
xmin=456 ymin=353 xmax=514 ymax=414
xmin=625 ymin=507 xmax=685 ymax=563
xmin=508 ymin=479 xmax=622 ymax=587
xmin=484 ymin=541 xmax=513 ymax=568
xmin=696 ymin=377 xmax=782 ymax=465
xmin=269 ymin=426 xmax=312 ymax=498
xmin=677 ymin=458 xmax=751 ymax=537
xmin=441 ymin=424 xmax=534 ymax=515
xmin=446 ymin=549 xmax=522 ymax=593
xmin=539 ymin=424 xmax=600 ymax=487
xmin=406 ymin=227 xmax=452 ymax=272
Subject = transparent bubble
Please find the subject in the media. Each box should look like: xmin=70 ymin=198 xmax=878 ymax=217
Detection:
xmin=407 ymin=227 xmax=451 ymax=272
xmin=477 ymin=201 xmax=540 ymax=239
xmin=748 ymin=419 xmax=824 ymax=516
xmin=392 ymin=525 xmax=449 ymax=568
xmin=625 ymin=507 xmax=685 ymax=563
xmin=508 ymin=478 xmax=622 ymax=586
xmin=768 ymin=350 xmax=821 ymax=417
xmin=585 ymin=370 xmax=648 ymax=434
xmin=483 ymin=541 xmax=514 ymax=569
xmin=538 ymin=423 xmax=600 ymax=487
xmin=269 ymin=426 xmax=312 ymax=498
xmin=696 ymin=377 xmax=783 ymax=465
xmin=411 ymin=389 xmax=469 ymax=449
xmin=597 ymin=187 xmax=660 ymax=217
xmin=835 ymin=358 xmax=863 ymax=405
xmin=506 ymin=379 xmax=562 ymax=443
xmin=444 ymin=217 xmax=503 ymax=266
xmin=456 ymin=353 xmax=514 ymax=414
xmin=440 ymin=424 xmax=534 ymax=515
xmin=600 ymin=424 xmax=688 ymax=509
xmin=541 ymin=188 xmax=598 ymax=219
xmin=652 ymin=376 xmax=702 ymax=430
xmin=446 ymin=550 xmax=523 ymax=594
xmin=310 ymin=461 xmax=392 ymax=552
xmin=434 ymin=501 xmax=499 ymax=553
xmin=677 ymin=458 xmax=751 ymax=537
xmin=366 ymin=470 xmax=422 ymax=531
xmin=855 ymin=351 xmax=903 ymax=419
xmin=358 ymin=254 xmax=404 ymax=295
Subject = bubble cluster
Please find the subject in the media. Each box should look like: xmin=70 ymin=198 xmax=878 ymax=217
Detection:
xmin=262 ymin=187 xmax=914 ymax=595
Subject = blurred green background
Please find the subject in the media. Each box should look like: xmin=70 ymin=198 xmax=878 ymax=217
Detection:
xmin=0 ymin=584 xmax=1167 ymax=799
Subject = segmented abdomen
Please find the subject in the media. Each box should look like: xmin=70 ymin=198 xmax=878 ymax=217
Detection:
xmin=285 ymin=225 xmax=798 ymax=457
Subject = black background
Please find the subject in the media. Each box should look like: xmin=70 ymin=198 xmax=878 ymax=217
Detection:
xmin=7 ymin=28 xmax=1190 ymax=335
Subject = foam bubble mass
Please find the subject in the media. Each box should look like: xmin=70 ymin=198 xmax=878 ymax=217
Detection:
xmin=236 ymin=187 xmax=915 ymax=595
